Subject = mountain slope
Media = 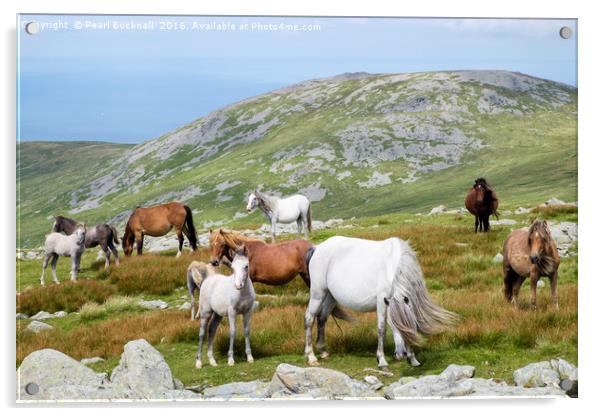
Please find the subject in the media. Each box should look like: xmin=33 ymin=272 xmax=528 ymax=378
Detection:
xmin=17 ymin=70 xmax=577 ymax=247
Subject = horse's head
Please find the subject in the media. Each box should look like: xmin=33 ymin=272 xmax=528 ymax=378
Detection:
xmin=472 ymin=178 xmax=489 ymax=203
xmin=232 ymin=244 xmax=250 ymax=290
xmin=122 ymin=224 xmax=135 ymax=256
xmin=246 ymin=191 xmax=258 ymax=212
xmin=74 ymin=223 xmax=86 ymax=245
xmin=528 ymin=219 xmax=551 ymax=264
xmin=209 ymin=229 xmax=234 ymax=267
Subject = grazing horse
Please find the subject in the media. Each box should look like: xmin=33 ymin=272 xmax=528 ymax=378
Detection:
xmin=503 ymin=219 xmax=560 ymax=309
xmin=465 ymin=178 xmax=499 ymax=232
xmin=53 ymin=215 xmax=120 ymax=269
xmin=305 ymin=236 xmax=457 ymax=369
xmin=246 ymin=190 xmax=312 ymax=242
xmin=195 ymin=245 xmax=255 ymax=368
xmin=122 ymin=201 xmax=198 ymax=257
xmin=186 ymin=261 xmax=219 ymax=320
xmin=40 ymin=224 xmax=86 ymax=285
xmin=209 ymin=228 xmax=312 ymax=287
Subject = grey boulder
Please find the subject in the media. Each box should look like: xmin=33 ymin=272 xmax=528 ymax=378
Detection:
xmin=268 ymin=363 xmax=382 ymax=399
xmin=513 ymin=361 xmax=560 ymax=388
xmin=25 ymin=321 xmax=53 ymax=333
xmin=203 ymin=380 xmax=270 ymax=400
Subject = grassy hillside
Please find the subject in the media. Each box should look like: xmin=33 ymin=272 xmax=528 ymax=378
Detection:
xmin=17 ymin=71 xmax=577 ymax=247
xmin=17 ymin=141 xmax=133 ymax=247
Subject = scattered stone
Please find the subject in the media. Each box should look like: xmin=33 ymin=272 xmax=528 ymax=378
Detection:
xmin=25 ymin=321 xmax=53 ymax=333
xmin=268 ymin=363 xmax=381 ymax=399
xmin=546 ymin=198 xmax=566 ymax=206
xmin=492 ymin=253 xmax=504 ymax=263
xmin=515 ymin=207 xmax=531 ymax=214
xmin=513 ymin=361 xmax=560 ymax=388
xmin=429 ymin=205 xmax=447 ymax=215
xmin=178 ymin=302 xmax=191 ymax=310
xmin=16 ymin=313 xmax=29 ymax=320
xmin=537 ymin=280 xmax=545 ymax=288
xmin=30 ymin=311 xmax=54 ymax=321
xmin=53 ymin=311 xmax=68 ymax=318
xmin=138 ymin=300 xmax=168 ymax=310
xmin=490 ymin=219 xmax=517 ymax=226
xmin=385 ymin=363 xmax=566 ymax=398
xmin=363 ymin=375 xmax=384 ymax=391
xmin=80 ymin=357 xmax=105 ymax=366
xmin=363 ymin=367 xmax=394 ymax=377
xmin=203 ymin=380 xmax=270 ymax=400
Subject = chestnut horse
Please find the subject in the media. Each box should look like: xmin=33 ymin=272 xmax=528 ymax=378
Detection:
xmin=465 ymin=177 xmax=499 ymax=232
xmin=502 ymin=219 xmax=560 ymax=309
xmin=209 ymin=229 xmax=311 ymax=287
xmin=123 ymin=201 xmax=198 ymax=257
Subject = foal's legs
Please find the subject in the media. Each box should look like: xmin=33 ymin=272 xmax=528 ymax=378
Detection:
xmin=390 ymin=323 xmax=421 ymax=367
xmin=550 ymin=271 xmax=559 ymax=309
xmin=304 ymin=290 xmax=326 ymax=366
xmin=107 ymin=239 xmax=120 ymax=267
xmin=176 ymin=228 xmax=184 ymax=258
xmin=50 ymin=254 xmax=60 ymax=284
xmin=227 ymin=307 xmax=237 ymax=366
xmin=100 ymin=242 xmax=111 ymax=270
xmin=243 ymin=310 xmax=254 ymax=363
xmin=206 ymin=313 xmax=222 ymax=367
xmin=376 ymin=297 xmax=389 ymax=369
xmin=40 ymin=253 xmax=52 ymax=286
xmin=195 ymin=310 xmax=212 ymax=369
xmin=70 ymin=254 xmax=81 ymax=282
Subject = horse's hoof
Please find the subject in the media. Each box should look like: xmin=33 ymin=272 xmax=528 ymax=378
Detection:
xmin=378 ymin=365 xmax=390 ymax=372
xmin=195 ymin=359 xmax=202 ymax=369
xmin=394 ymin=352 xmax=404 ymax=361
xmin=409 ymin=357 xmax=421 ymax=367
xmin=320 ymin=351 xmax=330 ymax=359
xmin=209 ymin=359 xmax=217 ymax=367
xmin=247 ymin=355 xmax=254 ymax=363
xmin=228 ymin=358 xmax=235 ymax=366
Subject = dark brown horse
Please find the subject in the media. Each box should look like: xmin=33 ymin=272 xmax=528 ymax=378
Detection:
xmin=502 ymin=219 xmax=560 ymax=309
xmin=465 ymin=177 xmax=499 ymax=232
xmin=122 ymin=201 xmax=197 ymax=257
xmin=53 ymin=215 xmax=120 ymax=269
xmin=209 ymin=229 xmax=311 ymax=286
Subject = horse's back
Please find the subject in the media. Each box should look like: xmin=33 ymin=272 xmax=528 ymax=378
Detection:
xmin=310 ymin=236 xmax=399 ymax=310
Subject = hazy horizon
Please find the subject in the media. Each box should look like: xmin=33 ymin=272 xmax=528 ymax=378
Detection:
xmin=18 ymin=15 xmax=577 ymax=144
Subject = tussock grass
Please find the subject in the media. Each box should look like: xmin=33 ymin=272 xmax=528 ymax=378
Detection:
xmin=530 ymin=204 xmax=578 ymax=220
xmin=108 ymin=250 xmax=210 ymax=295
xmin=79 ymin=295 xmax=144 ymax=322
xmin=17 ymin=280 xmax=117 ymax=315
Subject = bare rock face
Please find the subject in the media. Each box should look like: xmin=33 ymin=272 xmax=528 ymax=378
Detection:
xmin=268 ymin=363 xmax=382 ymax=400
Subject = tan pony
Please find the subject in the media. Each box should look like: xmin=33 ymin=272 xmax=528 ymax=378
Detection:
xmin=502 ymin=219 xmax=560 ymax=309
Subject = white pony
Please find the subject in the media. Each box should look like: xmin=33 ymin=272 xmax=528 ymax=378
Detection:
xmin=40 ymin=224 xmax=86 ymax=286
xmin=304 ymin=236 xmax=457 ymax=369
xmin=246 ymin=190 xmax=311 ymax=242
xmin=195 ymin=245 xmax=256 ymax=368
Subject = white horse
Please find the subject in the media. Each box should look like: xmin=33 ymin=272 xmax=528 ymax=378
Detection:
xmin=246 ymin=190 xmax=312 ymax=242
xmin=40 ymin=224 xmax=86 ymax=286
xmin=304 ymin=236 xmax=457 ymax=369
xmin=195 ymin=245 xmax=256 ymax=368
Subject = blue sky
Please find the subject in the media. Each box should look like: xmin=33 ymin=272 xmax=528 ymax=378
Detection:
xmin=17 ymin=15 xmax=577 ymax=143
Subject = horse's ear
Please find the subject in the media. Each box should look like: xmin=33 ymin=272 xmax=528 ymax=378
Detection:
xmin=219 ymin=228 xmax=224 ymax=235
xmin=209 ymin=228 xmax=213 ymax=234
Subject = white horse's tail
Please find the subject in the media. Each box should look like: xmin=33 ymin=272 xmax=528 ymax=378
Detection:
xmin=388 ymin=240 xmax=458 ymax=346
